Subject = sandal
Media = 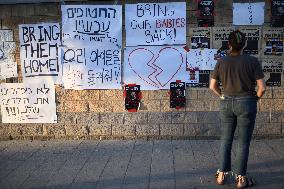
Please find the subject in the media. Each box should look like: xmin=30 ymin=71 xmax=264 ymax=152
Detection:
xmin=215 ymin=170 xmax=226 ymax=185
xmin=236 ymin=175 xmax=256 ymax=188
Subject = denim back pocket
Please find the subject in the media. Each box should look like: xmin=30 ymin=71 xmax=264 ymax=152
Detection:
xmin=219 ymin=99 xmax=229 ymax=111
xmin=235 ymin=98 xmax=257 ymax=115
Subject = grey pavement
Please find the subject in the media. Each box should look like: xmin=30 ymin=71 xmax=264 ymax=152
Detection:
xmin=0 ymin=139 xmax=283 ymax=189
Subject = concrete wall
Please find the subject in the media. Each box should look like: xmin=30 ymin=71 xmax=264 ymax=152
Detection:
xmin=0 ymin=0 xmax=283 ymax=140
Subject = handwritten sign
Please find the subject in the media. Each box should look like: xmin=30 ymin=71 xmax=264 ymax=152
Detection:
xmin=262 ymin=27 xmax=284 ymax=59
xmin=189 ymin=27 xmax=211 ymax=49
xmin=212 ymin=27 xmax=233 ymax=57
xmin=62 ymin=45 xmax=121 ymax=90
xmin=0 ymin=60 xmax=17 ymax=79
xmin=233 ymin=2 xmax=265 ymax=25
xmin=125 ymin=2 xmax=186 ymax=46
xmin=187 ymin=49 xmax=218 ymax=70
xmin=61 ymin=5 xmax=122 ymax=47
xmin=19 ymin=23 xmax=62 ymax=84
xmin=238 ymin=26 xmax=261 ymax=57
xmin=124 ymin=45 xmax=187 ymax=90
xmin=0 ymin=79 xmax=57 ymax=123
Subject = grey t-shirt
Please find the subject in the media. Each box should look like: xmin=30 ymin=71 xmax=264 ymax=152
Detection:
xmin=211 ymin=55 xmax=264 ymax=96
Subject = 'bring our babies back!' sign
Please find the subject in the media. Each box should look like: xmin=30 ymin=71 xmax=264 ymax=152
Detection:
xmin=125 ymin=2 xmax=186 ymax=46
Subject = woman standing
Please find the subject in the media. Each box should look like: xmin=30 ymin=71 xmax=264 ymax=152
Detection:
xmin=209 ymin=30 xmax=266 ymax=188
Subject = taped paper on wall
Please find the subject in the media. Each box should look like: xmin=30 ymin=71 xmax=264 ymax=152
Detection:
xmin=124 ymin=45 xmax=187 ymax=90
xmin=238 ymin=26 xmax=261 ymax=57
xmin=262 ymin=27 xmax=284 ymax=58
xmin=271 ymin=0 xmax=284 ymax=27
xmin=212 ymin=27 xmax=234 ymax=58
xmin=0 ymin=59 xmax=17 ymax=79
xmin=61 ymin=45 xmax=121 ymax=90
xmin=125 ymin=2 xmax=186 ymax=46
xmin=233 ymin=2 xmax=265 ymax=25
xmin=186 ymin=49 xmax=218 ymax=70
xmin=19 ymin=23 xmax=62 ymax=84
xmin=197 ymin=0 xmax=215 ymax=27
xmin=187 ymin=70 xmax=210 ymax=88
xmin=189 ymin=27 xmax=211 ymax=49
xmin=61 ymin=5 xmax=122 ymax=47
xmin=0 ymin=79 xmax=57 ymax=123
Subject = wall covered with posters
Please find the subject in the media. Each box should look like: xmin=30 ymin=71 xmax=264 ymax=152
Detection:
xmin=0 ymin=0 xmax=283 ymax=140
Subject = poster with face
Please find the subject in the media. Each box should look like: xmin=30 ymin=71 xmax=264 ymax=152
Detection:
xmin=189 ymin=27 xmax=211 ymax=49
xmin=238 ymin=26 xmax=261 ymax=58
xmin=197 ymin=0 xmax=215 ymax=27
xmin=186 ymin=70 xmax=210 ymax=88
xmin=170 ymin=81 xmax=186 ymax=109
xmin=212 ymin=27 xmax=233 ymax=58
xmin=124 ymin=84 xmax=141 ymax=112
xmin=271 ymin=0 xmax=284 ymax=27
xmin=262 ymin=27 xmax=284 ymax=59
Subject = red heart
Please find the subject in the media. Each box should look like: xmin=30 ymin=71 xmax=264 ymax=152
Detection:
xmin=128 ymin=47 xmax=184 ymax=88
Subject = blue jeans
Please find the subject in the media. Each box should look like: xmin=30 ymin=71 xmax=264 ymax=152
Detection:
xmin=219 ymin=95 xmax=257 ymax=176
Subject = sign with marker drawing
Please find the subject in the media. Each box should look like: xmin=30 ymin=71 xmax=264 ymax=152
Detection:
xmin=238 ymin=27 xmax=261 ymax=57
xmin=125 ymin=2 xmax=186 ymax=46
xmin=61 ymin=45 xmax=121 ymax=90
xmin=19 ymin=23 xmax=61 ymax=84
xmin=233 ymin=2 xmax=265 ymax=25
xmin=0 ymin=79 xmax=57 ymax=123
xmin=212 ymin=27 xmax=233 ymax=58
xmin=61 ymin=5 xmax=122 ymax=47
xmin=189 ymin=27 xmax=211 ymax=49
xmin=124 ymin=45 xmax=187 ymax=90
xmin=271 ymin=0 xmax=284 ymax=27
xmin=0 ymin=60 xmax=17 ymax=79
xmin=262 ymin=27 xmax=284 ymax=58
xmin=186 ymin=49 xmax=218 ymax=70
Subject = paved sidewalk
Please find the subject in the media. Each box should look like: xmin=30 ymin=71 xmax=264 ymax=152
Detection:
xmin=0 ymin=139 xmax=283 ymax=189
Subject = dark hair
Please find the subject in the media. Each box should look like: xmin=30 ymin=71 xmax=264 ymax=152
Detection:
xmin=228 ymin=30 xmax=246 ymax=52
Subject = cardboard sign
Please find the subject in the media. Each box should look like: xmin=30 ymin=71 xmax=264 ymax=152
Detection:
xmin=271 ymin=0 xmax=284 ymax=27
xmin=124 ymin=45 xmax=187 ymax=90
xmin=125 ymin=2 xmax=186 ymax=46
xmin=238 ymin=26 xmax=261 ymax=57
xmin=262 ymin=27 xmax=284 ymax=58
xmin=233 ymin=2 xmax=265 ymax=25
xmin=0 ymin=79 xmax=57 ymax=123
xmin=212 ymin=27 xmax=234 ymax=58
xmin=170 ymin=81 xmax=186 ymax=109
xmin=189 ymin=27 xmax=211 ymax=49
xmin=124 ymin=84 xmax=141 ymax=112
xmin=197 ymin=0 xmax=215 ymax=27
xmin=19 ymin=23 xmax=62 ymax=84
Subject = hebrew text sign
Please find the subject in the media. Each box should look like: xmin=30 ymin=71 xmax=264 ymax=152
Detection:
xmin=262 ymin=27 xmax=284 ymax=59
xmin=212 ymin=27 xmax=233 ymax=57
xmin=124 ymin=45 xmax=187 ymax=90
xmin=62 ymin=5 xmax=122 ymax=47
xmin=189 ymin=27 xmax=211 ymax=49
xmin=125 ymin=2 xmax=186 ymax=46
xmin=0 ymin=79 xmax=57 ymax=123
xmin=19 ymin=23 xmax=61 ymax=83
xmin=239 ymin=27 xmax=261 ymax=57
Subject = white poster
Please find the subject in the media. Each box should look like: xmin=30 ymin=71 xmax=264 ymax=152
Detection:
xmin=186 ymin=49 xmax=218 ymax=70
xmin=61 ymin=5 xmax=122 ymax=47
xmin=19 ymin=23 xmax=62 ymax=84
xmin=233 ymin=2 xmax=265 ymax=25
xmin=262 ymin=59 xmax=283 ymax=73
xmin=125 ymin=2 xmax=186 ymax=46
xmin=0 ymin=79 xmax=57 ymax=123
xmin=62 ymin=45 xmax=121 ymax=90
xmin=0 ymin=60 xmax=17 ymax=79
xmin=124 ymin=45 xmax=187 ymax=90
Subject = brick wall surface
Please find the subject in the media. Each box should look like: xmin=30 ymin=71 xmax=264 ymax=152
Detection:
xmin=0 ymin=0 xmax=283 ymax=140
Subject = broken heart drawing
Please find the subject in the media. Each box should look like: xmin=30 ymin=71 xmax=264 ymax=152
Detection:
xmin=124 ymin=46 xmax=186 ymax=90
